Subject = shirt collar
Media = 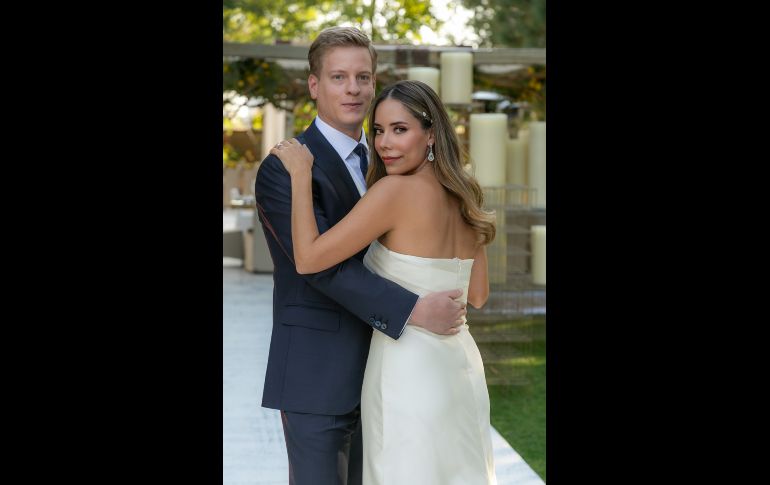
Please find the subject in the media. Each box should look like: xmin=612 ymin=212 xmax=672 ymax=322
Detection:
xmin=314 ymin=115 xmax=369 ymax=161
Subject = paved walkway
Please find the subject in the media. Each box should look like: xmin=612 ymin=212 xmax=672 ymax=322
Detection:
xmin=223 ymin=263 xmax=545 ymax=484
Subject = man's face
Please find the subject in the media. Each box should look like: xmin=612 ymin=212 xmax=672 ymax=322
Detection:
xmin=308 ymin=46 xmax=376 ymax=140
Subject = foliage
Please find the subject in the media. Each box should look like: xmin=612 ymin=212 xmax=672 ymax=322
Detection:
xmin=456 ymin=0 xmax=546 ymax=120
xmin=223 ymin=138 xmax=242 ymax=169
xmin=223 ymin=0 xmax=440 ymax=44
xmin=475 ymin=64 xmax=546 ymax=122
xmin=223 ymin=0 xmax=321 ymax=44
xmin=458 ymin=0 xmax=545 ymax=48
xmin=223 ymin=58 xmax=301 ymax=112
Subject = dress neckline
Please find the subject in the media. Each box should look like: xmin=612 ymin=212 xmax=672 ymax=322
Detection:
xmin=372 ymin=239 xmax=474 ymax=263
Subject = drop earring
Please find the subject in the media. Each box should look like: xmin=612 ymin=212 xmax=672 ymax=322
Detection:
xmin=427 ymin=144 xmax=435 ymax=162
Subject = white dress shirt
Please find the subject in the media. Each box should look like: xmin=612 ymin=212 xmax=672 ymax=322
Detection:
xmin=314 ymin=115 xmax=369 ymax=196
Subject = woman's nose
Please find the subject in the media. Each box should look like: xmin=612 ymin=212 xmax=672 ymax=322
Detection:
xmin=378 ymin=131 xmax=390 ymax=149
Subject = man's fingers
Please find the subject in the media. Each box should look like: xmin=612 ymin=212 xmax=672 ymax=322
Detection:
xmin=437 ymin=288 xmax=463 ymax=299
xmin=451 ymin=302 xmax=466 ymax=314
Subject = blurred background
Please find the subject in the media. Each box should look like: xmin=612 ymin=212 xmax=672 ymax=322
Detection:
xmin=223 ymin=1 xmax=547 ymax=482
xmin=223 ymin=0 xmax=545 ymax=196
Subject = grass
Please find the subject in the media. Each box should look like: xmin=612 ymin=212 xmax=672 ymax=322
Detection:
xmin=481 ymin=316 xmax=546 ymax=481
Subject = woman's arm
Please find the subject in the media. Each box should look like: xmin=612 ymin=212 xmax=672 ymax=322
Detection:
xmin=271 ymin=138 xmax=401 ymax=274
xmin=467 ymin=245 xmax=489 ymax=309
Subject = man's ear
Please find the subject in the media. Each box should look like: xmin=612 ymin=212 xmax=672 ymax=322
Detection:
xmin=308 ymin=74 xmax=318 ymax=100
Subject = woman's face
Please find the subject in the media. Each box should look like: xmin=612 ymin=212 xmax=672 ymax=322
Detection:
xmin=372 ymin=98 xmax=434 ymax=175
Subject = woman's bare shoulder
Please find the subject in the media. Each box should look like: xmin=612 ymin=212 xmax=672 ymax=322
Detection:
xmin=365 ymin=174 xmax=410 ymax=196
xmin=366 ymin=174 xmax=437 ymax=207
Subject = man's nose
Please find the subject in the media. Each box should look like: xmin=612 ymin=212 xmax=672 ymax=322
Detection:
xmin=346 ymin=77 xmax=361 ymax=95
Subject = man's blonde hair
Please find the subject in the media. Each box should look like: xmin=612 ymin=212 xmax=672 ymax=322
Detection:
xmin=308 ymin=27 xmax=378 ymax=76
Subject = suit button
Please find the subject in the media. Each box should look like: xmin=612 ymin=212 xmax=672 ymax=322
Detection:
xmin=369 ymin=317 xmax=375 ymax=324
xmin=374 ymin=320 xmax=381 ymax=327
xmin=381 ymin=323 xmax=388 ymax=330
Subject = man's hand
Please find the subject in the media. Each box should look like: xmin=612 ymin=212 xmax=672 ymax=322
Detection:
xmin=407 ymin=289 xmax=466 ymax=335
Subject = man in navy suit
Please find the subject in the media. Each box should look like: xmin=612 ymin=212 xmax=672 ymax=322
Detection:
xmin=254 ymin=27 xmax=467 ymax=485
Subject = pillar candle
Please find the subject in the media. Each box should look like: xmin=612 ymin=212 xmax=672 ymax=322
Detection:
xmin=527 ymin=121 xmax=546 ymax=209
xmin=260 ymin=103 xmax=286 ymax=160
xmin=440 ymin=52 xmax=473 ymax=104
xmin=519 ymin=128 xmax=530 ymax=174
xmin=470 ymin=114 xmax=507 ymax=187
xmin=489 ymin=209 xmax=507 ymax=285
xmin=517 ymin=128 xmax=531 ymax=204
xmin=407 ymin=67 xmax=440 ymax=95
xmin=531 ymin=225 xmax=546 ymax=285
xmin=506 ymin=138 xmax=527 ymax=186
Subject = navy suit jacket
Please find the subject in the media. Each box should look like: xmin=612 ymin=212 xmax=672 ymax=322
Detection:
xmin=255 ymin=119 xmax=419 ymax=415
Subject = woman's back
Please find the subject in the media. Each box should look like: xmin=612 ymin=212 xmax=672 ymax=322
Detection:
xmin=378 ymin=169 xmax=479 ymax=260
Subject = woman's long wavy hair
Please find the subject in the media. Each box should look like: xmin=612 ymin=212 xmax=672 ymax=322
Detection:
xmin=365 ymin=80 xmax=496 ymax=245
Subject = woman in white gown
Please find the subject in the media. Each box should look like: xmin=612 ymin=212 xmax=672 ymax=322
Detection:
xmin=272 ymin=80 xmax=498 ymax=484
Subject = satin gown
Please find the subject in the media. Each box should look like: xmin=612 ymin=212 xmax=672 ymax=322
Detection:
xmin=361 ymin=240 xmax=497 ymax=485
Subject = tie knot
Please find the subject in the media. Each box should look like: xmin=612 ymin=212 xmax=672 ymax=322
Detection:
xmin=355 ymin=143 xmax=368 ymax=159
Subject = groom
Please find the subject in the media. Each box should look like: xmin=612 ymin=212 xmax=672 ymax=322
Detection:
xmin=254 ymin=27 xmax=466 ymax=485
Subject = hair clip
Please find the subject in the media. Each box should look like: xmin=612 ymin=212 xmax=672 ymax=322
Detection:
xmin=421 ymin=111 xmax=432 ymax=124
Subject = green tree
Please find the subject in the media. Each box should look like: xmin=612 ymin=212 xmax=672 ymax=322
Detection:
xmin=224 ymin=0 xmax=440 ymax=44
xmin=458 ymin=0 xmax=545 ymax=48
xmin=454 ymin=0 xmax=545 ymax=120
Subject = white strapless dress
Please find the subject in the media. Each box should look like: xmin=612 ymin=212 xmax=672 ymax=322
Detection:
xmin=361 ymin=240 xmax=497 ymax=485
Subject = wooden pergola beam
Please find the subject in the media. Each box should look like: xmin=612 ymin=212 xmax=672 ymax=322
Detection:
xmin=223 ymin=42 xmax=545 ymax=66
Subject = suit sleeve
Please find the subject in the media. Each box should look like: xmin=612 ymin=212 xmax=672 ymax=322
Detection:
xmin=254 ymin=154 xmax=418 ymax=339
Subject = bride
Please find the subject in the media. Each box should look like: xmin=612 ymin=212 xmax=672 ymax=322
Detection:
xmin=271 ymin=80 xmax=498 ymax=484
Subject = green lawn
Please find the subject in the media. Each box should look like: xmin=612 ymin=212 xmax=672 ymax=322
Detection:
xmin=481 ymin=317 xmax=546 ymax=481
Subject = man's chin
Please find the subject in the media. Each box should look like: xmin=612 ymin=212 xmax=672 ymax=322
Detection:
xmin=338 ymin=118 xmax=367 ymax=134
xmin=342 ymin=114 xmax=367 ymax=126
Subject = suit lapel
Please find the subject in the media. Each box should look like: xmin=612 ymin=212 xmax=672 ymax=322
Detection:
xmin=301 ymin=121 xmax=362 ymax=207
